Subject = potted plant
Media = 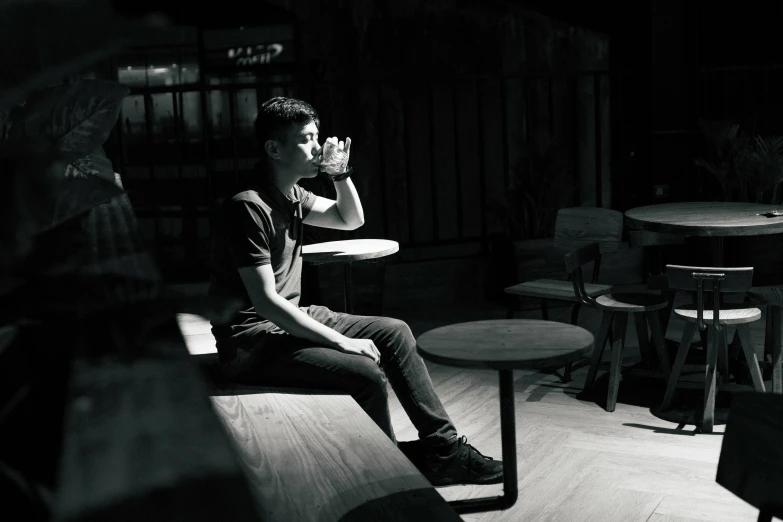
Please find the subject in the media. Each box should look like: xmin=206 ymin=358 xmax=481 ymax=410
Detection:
xmin=693 ymin=118 xmax=751 ymax=202
xmin=694 ymin=119 xmax=783 ymax=282
xmin=694 ymin=118 xmax=783 ymax=203
xmin=484 ymin=130 xmax=577 ymax=303
xmin=743 ymin=134 xmax=783 ymax=203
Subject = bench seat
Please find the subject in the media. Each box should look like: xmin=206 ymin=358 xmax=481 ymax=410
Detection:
xmin=181 ymin=313 xmax=460 ymax=522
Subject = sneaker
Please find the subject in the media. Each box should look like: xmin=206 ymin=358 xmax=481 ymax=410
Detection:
xmin=422 ymin=436 xmax=504 ymax=486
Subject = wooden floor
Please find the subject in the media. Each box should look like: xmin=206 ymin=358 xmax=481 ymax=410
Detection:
xmin=177 ymin=293 xmax=771 ymax=522
xmin=384 ymin=297 xmax=767 ymax=522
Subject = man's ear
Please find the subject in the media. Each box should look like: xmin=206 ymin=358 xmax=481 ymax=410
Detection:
xmin=264 ymin=139 xmax=281 ymax=160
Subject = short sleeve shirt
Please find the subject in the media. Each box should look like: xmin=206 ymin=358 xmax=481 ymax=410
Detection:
xmin=208 ymin=180 xmax=315 ymax=360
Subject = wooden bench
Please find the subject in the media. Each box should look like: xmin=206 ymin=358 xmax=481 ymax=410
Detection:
xmin=179 ymin=313 xmax=461 ymax=521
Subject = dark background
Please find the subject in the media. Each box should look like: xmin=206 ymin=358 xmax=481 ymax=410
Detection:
xmin=102 ymin=0 xmax=783 ymax=281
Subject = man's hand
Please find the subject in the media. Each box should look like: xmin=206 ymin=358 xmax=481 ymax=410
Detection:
xmin=318 ymin=136 xmax=351 ymax=175
xmin=333 ymin=336 xmax=380 ymax=364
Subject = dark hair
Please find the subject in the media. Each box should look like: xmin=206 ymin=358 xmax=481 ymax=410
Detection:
xmin=254 ymin=97 xmax=320 ymax=150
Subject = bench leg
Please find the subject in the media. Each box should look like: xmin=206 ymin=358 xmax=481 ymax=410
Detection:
xmin=448 ymin=369 xmax=518 ymax=514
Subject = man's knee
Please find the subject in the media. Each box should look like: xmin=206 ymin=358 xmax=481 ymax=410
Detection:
xmin=382 ymin=318 xmax=415 ymax=344
xmin=350 ymin=358 xmax=389 ymax=396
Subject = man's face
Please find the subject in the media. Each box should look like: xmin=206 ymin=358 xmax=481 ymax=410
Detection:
xmin=275 ymin=120 xmax=321 ymax=179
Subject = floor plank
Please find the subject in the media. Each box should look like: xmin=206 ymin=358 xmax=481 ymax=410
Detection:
xmin=536 ymin=466 xmax=662 ymax=522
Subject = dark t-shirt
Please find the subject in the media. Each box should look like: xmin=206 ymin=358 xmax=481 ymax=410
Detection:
xmin=208 ymin=179 xmax=315 ymax=362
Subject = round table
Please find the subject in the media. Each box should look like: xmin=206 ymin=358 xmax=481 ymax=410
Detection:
xmin=627 ymin=202 xmax=779 ymax=421
xmin=625 ymin=202 xmax=783 ymax=266
xmin=302 ymin=239 xmax=399 ymax=314
xmin=416 ymin=319 xmax=594 ymax=514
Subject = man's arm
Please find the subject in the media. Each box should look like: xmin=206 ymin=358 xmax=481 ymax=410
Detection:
xmin=303 ymin=177 xmax=365 ymax=230
xmin=238 ymin=264 xmax=380 ymax=362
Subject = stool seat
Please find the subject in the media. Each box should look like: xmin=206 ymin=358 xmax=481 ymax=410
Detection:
xmin=673 ymin=305 xmax=762 ymax=325
xmin=416 ymin=319 xmax=594 ymax=371
xmin=595 ymin=292 xmax=669 ymax=312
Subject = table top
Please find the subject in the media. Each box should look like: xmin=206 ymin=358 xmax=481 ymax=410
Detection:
xmin=416 ymin=319 xmax=594 ymax=371
xmin=625 ymin=202 xmax=783 ymax=237
xmin=301 ymin=239 xmax=399 ymax=264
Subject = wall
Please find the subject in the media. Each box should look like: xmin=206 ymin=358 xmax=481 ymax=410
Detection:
xmin=106 ymin=0 xmax=611 ymax=285
xmin=268 ymin=0 xmax=610 ymax=256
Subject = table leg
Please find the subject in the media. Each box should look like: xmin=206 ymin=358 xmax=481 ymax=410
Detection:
xmin=710 ymin=236 xmax=724 ymax=267
xmin=448 ymin=369 xmax=518 ymax=514
xmin=344 ymin=263 xmax=353 ymax=314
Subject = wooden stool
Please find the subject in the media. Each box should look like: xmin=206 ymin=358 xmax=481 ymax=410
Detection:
xmin=504 ymin=207 xmax=622 ymax=382
xmin=661 ymin=265 xmax=765 ymax=433
xmin=416 ymin=319 xmax=594 ymax=515
xmin=565 ymin=243 xmax=672 ymax=412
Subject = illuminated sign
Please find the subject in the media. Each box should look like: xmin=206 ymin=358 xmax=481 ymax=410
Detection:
xmin=202 ymin=25 xmax=294 ymax=71
xmin=227 ymin=43 xmax=284 ymax=65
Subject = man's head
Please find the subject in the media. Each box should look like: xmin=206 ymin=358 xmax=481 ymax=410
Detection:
xmin=255 ymin=97 xmax=321 ymax=180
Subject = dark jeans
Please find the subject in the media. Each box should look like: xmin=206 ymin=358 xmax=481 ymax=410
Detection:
xmin=221 ymin=305 xmax=458 ymax=448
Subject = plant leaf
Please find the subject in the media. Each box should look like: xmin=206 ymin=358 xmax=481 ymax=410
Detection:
xmin=1 ymin=147 xmax=123 ymax=269
xmin=4 ymin=79 xmax=129 ymax=159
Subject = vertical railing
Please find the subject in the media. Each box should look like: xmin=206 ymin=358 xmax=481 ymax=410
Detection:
xmin=360 ymin=70 xmax=610 ymax=251
xmin=114 ymin=61 xmax=609 ymax=279
xmin=698 ymin=64 xmax=783 ymax=136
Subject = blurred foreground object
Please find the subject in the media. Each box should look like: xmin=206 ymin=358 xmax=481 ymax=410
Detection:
xmin=716 ymin=392 xmax=783 ymax=522
xmin=0 ymin=3 xmax=260 ymax=520
xmin=0 ymin=0 xmax=167 ymax=110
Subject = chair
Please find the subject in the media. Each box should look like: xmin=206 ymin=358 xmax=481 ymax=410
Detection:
xmin=505 ymin=207 xmax=623 ymax=381
xmin=660 ymin=265 xmax=766 ymax=433
xmin=566 ymin=243 xmax=672 ymax=412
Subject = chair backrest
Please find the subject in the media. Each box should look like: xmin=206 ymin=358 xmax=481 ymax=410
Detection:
xmin=666 ymin=264 xmax=754 ymax=331
xmin=553 ymin=207 xmax=624 ymax=254
xmin=666 ymin=265 xmax=754 ymax=293
xmin=563 ymin=242 xmax=602 ymax=308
